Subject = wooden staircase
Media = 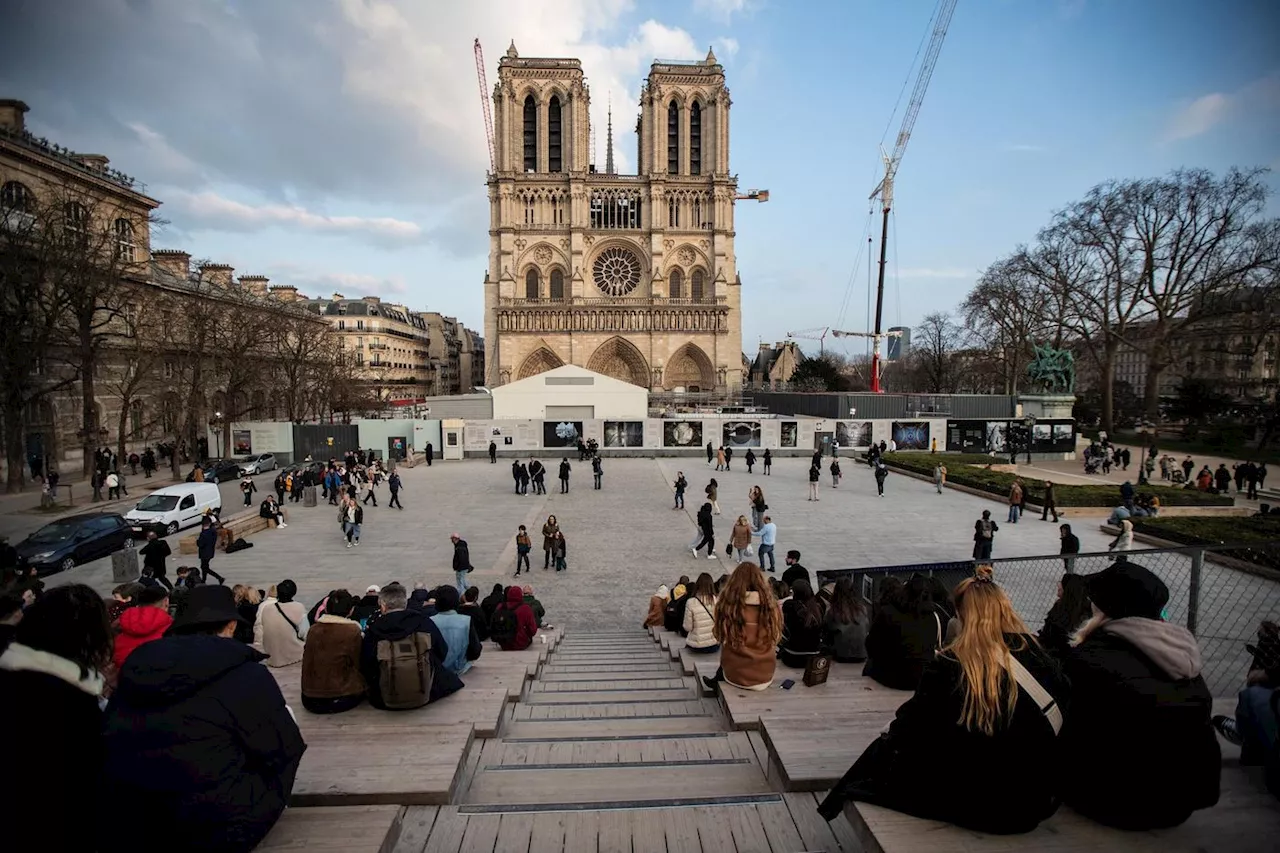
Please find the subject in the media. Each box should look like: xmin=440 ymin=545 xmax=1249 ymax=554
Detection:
xmin=396 ymin=631 xmax=861 ymax=851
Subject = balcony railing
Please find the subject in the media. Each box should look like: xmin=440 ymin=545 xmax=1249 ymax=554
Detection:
xmin=367 ymin=343 xmax=389 ymax=351
xmin=500 ymin=296 xmax=727 ymax=307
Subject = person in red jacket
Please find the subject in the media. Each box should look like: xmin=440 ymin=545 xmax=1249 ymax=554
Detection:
xmin=491 ymin=585 xmax=538 ymax=651
xmin=112 ymin=586 xmax=173 ymax=671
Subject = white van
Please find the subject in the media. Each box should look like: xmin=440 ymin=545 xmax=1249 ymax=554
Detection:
xmin=125 ymin=483 xmax=222 ymax=537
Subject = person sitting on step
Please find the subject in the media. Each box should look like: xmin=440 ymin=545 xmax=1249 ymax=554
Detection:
xmin=300 ymin=589 xmax=365 ymax=714
xmin=360 ymin=583 xmax=462 ymax=709
xmin=490 ymin=585 xmax=538 ymax=651
xmin=778 ymin=579 xmax=825 ymax=668
xmin=863 ymin=573 xmax=949 ymax=691
xmin=824 ymin=577 xmax=869 ymax=664
xmin=682 ymin=573 xmax=719 ymax=654
xmin=818 ymin=566 xmax=1069 ymax=835
xmin=702 ymin=562 xmax=782 ymax=693
xmin=430 ymin=585 xmax=483 ymax=676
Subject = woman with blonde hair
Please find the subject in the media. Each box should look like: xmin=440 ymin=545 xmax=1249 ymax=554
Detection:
xmin=819 ymin=566 xmax=1069 ymax=835
xmin=231 ymin=584 xmax=262 ymax=644
xmin=702 ymin=562 xmax=782 ymax=693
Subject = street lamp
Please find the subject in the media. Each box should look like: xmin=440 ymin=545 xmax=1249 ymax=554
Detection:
xmin=208 ymin=410 xmax=224 ymax=459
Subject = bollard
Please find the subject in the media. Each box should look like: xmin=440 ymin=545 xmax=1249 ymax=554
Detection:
xmin=111 ymin=547 xmax=140 ymax=583
xmin=303 ymin=486 xmax=318 ymax=507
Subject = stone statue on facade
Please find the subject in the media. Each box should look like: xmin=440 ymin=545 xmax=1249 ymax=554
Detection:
xmin=1026 ymin=343 xmax=1075 ymax=394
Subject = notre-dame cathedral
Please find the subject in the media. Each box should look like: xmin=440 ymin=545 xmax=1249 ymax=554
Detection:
xmin=483 ymin=42 xmax=743 ymax=391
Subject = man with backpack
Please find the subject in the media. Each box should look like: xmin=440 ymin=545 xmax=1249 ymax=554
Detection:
xmin=360 ymin=583 xmax=462 ymax=709
xmin=490 ymin=585 xmax=538 ymax=651
xmin=451 ymin=533 xmax=473 ymax=595
xmin=973 ymin=510 xmax=999 ymax=561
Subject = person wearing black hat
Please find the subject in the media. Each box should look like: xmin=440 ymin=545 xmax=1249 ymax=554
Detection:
xmin=100 ymin=584 xmax=306 ymax=852
xmin=1059 ymin=559 xmax=1220 ymax=830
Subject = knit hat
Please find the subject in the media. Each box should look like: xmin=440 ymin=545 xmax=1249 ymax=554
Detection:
xmin=1086 ymin=560 xmax=1169 ymax=620
xmin=365 ymin=584 xmax=381 ymax=594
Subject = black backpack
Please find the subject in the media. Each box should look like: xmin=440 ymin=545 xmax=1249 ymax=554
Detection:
xmin=490 ymin=606 xmax=519 ymax=644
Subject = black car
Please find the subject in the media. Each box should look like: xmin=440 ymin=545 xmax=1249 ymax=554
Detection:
xmin=14 ymin=512 xmax=133 ymax=576
xmin=281 ymin=461 xmax=326 ymax=480
xmin=186 ymin=458 xmax=242 ymax=484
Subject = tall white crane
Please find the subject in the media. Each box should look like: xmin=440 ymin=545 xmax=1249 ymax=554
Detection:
xmin=474 ymin=38 xmax=496 ymax=173
xmin=866 ymin=0 xmax=958 ymax=392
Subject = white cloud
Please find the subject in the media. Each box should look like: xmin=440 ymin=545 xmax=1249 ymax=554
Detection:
xmin=1163 ymin=73 xmax=1280 ymax=143
xmin=268 ymin=263 xmax=410 ymax=298
xmin=167 ymin=190 xmax=422 ymax=241
xmin=694 ymin=0 xmax=747 ymax=24
xmin=714 ymin=37 xmax=740 ymax=59
xmin=898 ymin=267 xmax=973 ymax=280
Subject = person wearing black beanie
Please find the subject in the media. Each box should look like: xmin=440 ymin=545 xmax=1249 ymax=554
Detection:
xmin=1059 ymin=559 xmax=1220 ymax=830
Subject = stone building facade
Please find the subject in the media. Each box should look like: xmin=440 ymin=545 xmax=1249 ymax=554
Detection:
xmin=483 ymin=44 xmax=743 ymax=393
xmin=300 ymin=295 xmax=435 ymax=401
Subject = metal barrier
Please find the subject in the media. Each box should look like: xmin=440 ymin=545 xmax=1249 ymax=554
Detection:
xmin=817 ymin=543 xmax=1280 ymax=698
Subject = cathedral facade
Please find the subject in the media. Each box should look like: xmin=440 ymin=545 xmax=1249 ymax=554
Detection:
xmin=483 ymin=43 xmax=743 ymax=392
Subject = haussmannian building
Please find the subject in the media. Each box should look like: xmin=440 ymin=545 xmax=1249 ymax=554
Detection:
xmin=483 ymin=43 xmax=743 ymax=393
xmin=299 ymin=295 xmax=435 ymax=402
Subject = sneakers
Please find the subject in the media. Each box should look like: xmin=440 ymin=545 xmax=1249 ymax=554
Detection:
xmin=707 ymin=554 xmax=717 ymax=560
xmin=278 ymin=522 xmax=288 ymax=528
xmin=691 ymin=548 xmax=698 ymax=558
xmin=346 ymin=542 xmax=352 ymax=548
xmin=701 ymin=675 xmax=720 ymax=695
xmin=1212 ymin=715 xmax=1243 ymax=746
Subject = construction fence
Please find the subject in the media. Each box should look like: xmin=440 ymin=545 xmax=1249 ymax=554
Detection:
xmin=817 ymin=543 xmax=1280 ymax=698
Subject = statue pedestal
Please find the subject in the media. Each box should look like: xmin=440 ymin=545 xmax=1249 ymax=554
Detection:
xmin=1019 ymin=394 xmax=1076 ymax=420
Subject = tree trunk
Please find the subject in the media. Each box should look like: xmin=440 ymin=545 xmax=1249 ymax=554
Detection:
xmin=1142 ymin=360 xmax=1164 ymax=422
xmin=1100 ymin=341 xmax=1118 ymax=435
xmin=5 ymin=389 xmax=27 ymax=493
xmin=117 ymin=405 xmax=129 ymax=471
xmin=80 ymin=353 xmax=97 ymax=480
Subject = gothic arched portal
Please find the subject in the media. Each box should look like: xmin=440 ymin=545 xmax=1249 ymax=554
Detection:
xmin=586 ymin=336 xmax=650 ymax=388
xmin=516 ymin=346 xmax=564 ymax=380
xmin=665 ymin=343 xmax=716 ymax=391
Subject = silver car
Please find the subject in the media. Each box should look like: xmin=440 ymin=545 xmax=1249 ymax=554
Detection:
xmin=238 ymin=453 xmax=277 ymax=475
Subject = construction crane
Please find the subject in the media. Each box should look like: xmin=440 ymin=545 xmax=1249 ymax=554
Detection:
xmin=866 ymin=0 xmax=958 ymax=393
xmin=735 ymin=189 xmax=770 ymax=202
xmin=786 ymin=327 xmax=829 ymax=355
xmin=474 ymin=38 xmax=496 ymax=173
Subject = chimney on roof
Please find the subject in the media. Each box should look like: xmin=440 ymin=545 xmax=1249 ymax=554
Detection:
xmin=199 ymin=263 xmax=234 ymax=288
xmin=152 ymin=249 xmax=191 ymax=280
xmin=239 ymin=275 xmax=270 ymax=296
xmin=269 ymin=284 xmax=299 ymax=303
xmin=332 ymin=292 xmax=345 ymax=301
xmin=0 ymin=99 xmax=29 ymax=133
xmin=74 ymin=153 xmax=110 ymax=171
xmin=362 ymin=296 xmax=381 ymax=305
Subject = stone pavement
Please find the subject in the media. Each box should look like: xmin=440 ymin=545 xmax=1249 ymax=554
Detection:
xmin=32 ymin=457 xmax=1126 ymax=633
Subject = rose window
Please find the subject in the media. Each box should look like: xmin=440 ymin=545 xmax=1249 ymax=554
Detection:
xmin=592 ymin=247 xmax=642 ymax=297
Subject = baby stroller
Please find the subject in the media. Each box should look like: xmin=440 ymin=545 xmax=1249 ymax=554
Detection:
xmin=1170 ymin=469 xmax=1186 ymax=485
xmin=1083 ymin=455 xmax=1100 ymax=474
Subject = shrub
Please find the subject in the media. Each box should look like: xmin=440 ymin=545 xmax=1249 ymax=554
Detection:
xmin=880 ymin=453 xmax=1233 ymax=507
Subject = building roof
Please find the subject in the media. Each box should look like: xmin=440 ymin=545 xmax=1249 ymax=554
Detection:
xmin=491 ymin=364 xmax=650 ymax=396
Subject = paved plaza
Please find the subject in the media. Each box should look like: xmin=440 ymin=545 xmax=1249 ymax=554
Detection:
xmin=19 ymin=456 xmax=1123 ymax=625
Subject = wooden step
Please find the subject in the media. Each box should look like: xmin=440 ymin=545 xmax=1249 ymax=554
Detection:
xmin=502 ymin=715 xmax=728 ymax=741
xmin=512 ymin=699 xmax=711 ymax=721
xmin=531 ymin=677 xmax=690 ymax=692
xmin=465 ymin=761 xmax=774 ymax=806
xmin=541 ymin=665 xmax=680 ymax=676
xmin=525 ymin=688 xmax=697 ymax=704
xmin=481 ymin=731 xmax=761 ymax=767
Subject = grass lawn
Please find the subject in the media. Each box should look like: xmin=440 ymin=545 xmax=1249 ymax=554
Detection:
xmin=881 ymin=453 xmax=1234 ymax=508
xmin=1132 ymin=515 xmax=1280 ymax=570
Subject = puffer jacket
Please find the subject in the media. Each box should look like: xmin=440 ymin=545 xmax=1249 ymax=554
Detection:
xmin=113 ymin=605 xmax=174 ymax=671
xmin=682 ymin=595 xmax=718 ymax=649
xmin=730 ymin=523 xmax=752 ymax=550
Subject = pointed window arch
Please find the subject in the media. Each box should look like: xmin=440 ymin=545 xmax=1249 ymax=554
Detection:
xmin=691 ymin=269 xmax=706 ymax=302
xmin=550 ymin=268 xmax=565 ymax=300
xmin=669 ymin=268 xmax=683 ymax=299
xmin=667 ymin=100 xmax=679 ymax=174
xmin=525 ymin=268 xmax=540 ymax=300
xmin=523 ymin=95 xmax=537 ymax=172
xmin=690 ymin=101 xmax=702 ymax=176
xmin=548 ymin=96 xmax=562 ymax=173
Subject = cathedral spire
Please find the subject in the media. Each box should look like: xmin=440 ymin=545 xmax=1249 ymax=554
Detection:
xmin=605 ymin=93 xmax=615 ymax=175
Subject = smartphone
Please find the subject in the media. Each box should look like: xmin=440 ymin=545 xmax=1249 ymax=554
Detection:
xmin=780 ymin=679 xmax=795 ymax=690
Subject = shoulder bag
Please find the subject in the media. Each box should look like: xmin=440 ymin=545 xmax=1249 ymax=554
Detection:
xmin=275 ymin=602 xmax=303 ymax=641
xmin=1009 ymin=655 xmax=1063 ymax=735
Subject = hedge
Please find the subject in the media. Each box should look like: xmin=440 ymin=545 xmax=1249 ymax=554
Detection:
xmin=1131 ymin=515 xmax=1280 ymax=570
xmin=880 ymin=453 xmax=1234 ymax=508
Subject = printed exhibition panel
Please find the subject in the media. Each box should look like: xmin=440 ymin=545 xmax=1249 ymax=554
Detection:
xmin=949 ymin=419 xmax=1076 ymax=454
xmin=780 ymin=421 xmax=799 ymax=448
xmin=603 ymin=421 xmax=645 ymax=447
xmin=722 ymin=420 xmax=762 ymax=448
xmin=835 ymin=420 xmax=874 ymax=449
xmin=663 ymin=420 xmax=704 ymax=448
xmin=543 ymin=420 xmax=584 ymax=448
xmin=891 ymin=421 xmax=931 ymax=451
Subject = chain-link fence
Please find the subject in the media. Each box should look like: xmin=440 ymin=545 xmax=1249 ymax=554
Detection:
xmin=817 ymin=543 xmax=1280 ymax=698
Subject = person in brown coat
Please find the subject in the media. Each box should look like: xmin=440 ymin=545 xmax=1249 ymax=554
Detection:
xmin=1008 ymin=480 xmax=1023 ymax=524
xmin=541 ymin=515 xmax=559 ymax=571
xmin=703 ymin=562 xmax=782 ymax=693
xmin=301 ymin=589 xmax=365 ymax=714
xmin=730 ymin=515 xmax=753 ymax=562
xmin=643 ymin=585 xmax=670 ymax=628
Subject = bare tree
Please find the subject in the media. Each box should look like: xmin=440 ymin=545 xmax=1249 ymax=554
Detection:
xmin=909 ymin=312 xmax=962 ymax=393
xmin=962 ymin=254 xmax=1054 ymax=393
xmin=273 ymin=312 xmax=337 ymax=422
xmin=98 ymin=282 xmax=169 ymax=463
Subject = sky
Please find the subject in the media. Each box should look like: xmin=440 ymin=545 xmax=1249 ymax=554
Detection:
xmin=2 ymin=0 xmax=1277 ymax=359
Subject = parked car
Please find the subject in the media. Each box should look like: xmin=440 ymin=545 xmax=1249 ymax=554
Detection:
xmin=124 ymin=482 xmax=222 ymax=537
xmin=238 ymin=453 xmax=277 ymax=476
xmin=186 ymin=458 xmax=242 ymax=484
xmin=282 ymin=460 xmax=326 ymax=479
xmin=14 ymin=513 xmax=133 ymax=576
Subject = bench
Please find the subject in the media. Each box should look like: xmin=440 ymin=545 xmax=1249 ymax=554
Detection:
xmin=177 ymin=508 xmax=287 ymax=555
xmin=258 ymin=804 xmax=403 ymax=852
xmin=844 ymin=761 xmax=1280 ymax=853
